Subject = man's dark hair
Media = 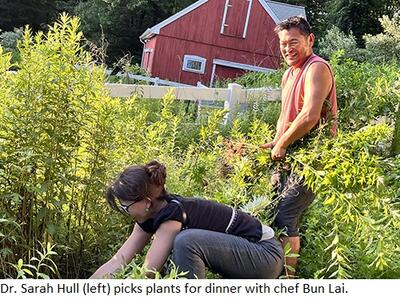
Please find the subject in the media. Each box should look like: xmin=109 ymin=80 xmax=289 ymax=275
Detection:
xmin=274 ymin=16 xmax=312 ymax=37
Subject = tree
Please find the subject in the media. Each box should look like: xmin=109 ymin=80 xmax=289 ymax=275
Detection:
xmin=0 ymin=0 xmax=57 ymax=31
xmin=327 ymin=0 xmax=400 ymax=46
xmin=317 ymin=26 xmax=360 ymax=60
xmin=74 ymin=0 xmax=195 ymax=64
xmin=278 ymin=1 xmax=329 ymax=42
xmin=364 ymin=12 xmax=400 ymax=62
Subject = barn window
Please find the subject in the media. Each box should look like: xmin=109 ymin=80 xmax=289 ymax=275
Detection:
xmin=220 ymin=0 xmax=253 ymax=38
xmin=182 ymin=55 xmax=206 ymax=74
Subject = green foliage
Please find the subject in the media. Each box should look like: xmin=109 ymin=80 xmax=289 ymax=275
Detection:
xmin=113 ymin=260 xmax=188 ymax=279
xmin=364 ymin=13 xmax=400 ymax=64
xmin=0 ymin=0 xmax=57 ymax=32
xmin=329 ymin=52 xmax=400 ymax=130
xmin=326 ymin=0 xmax=400 ymax=46
xmin=317 ymin=26 xmax=364 ymax=61
xmin=235 ymin=69 xmax=284 ymax=89
xmin=392 ymin=108 xmax=400 ymax=155
xmin=0 ymin=13 xmax=118 ymax=278
xmin=0 ymin=28 xmax=23 ymax=62
xmin=290 ymin=124 xmax=400 ymax=278
xmin=12 ymin=242 xmax=59 ymax=279
xmin=74 ymin=0 xmax=196 ymax=63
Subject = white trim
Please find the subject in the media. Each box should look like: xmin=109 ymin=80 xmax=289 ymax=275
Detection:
xmin=182 ymin=55 xmax=207 ymax=74
xmin=109 ymin=73 xmax=195 ymax=87
xmin=209 ymin=63 xmax=217 ymax=87
xmin=242 ymin=0 xmax=253 ymax=38
xmin=225 ymin=208 xmax=237 ymax=233
xmin=221 ymin=0 xmax=253 ymax=38
xmin=140 ymin=0 xmax=209 ymax=40
xmin=141 ymin=48 xmax=153 ymax=69
xmin=140 ymin=28 xmax=153 ymax=41
xmin=140 ymin=44 xmax=146 ymax=68
xmin=213 ymin=58 xmax=274 ymax=73
xmin=220 ymin=0 xmax=231 ymax=35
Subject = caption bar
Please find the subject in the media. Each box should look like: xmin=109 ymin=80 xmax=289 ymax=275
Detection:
xmin=0 ymin=279 xmax=396 ymax=300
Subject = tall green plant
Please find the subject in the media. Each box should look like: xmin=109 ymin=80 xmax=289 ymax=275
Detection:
xmin=0 ymin=13 xmax=118 ymax=278
xmin=290 ymin=124 xmax=400 ymax=278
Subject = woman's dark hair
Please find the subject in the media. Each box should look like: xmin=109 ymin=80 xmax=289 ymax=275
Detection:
xmin=106 ymin=160 xmax=167 ymax=211
xmin=274 ymin=15 xmax=312 ymax=37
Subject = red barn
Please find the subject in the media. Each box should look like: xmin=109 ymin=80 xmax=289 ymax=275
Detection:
xmin=140 ymin=0 xmax=306 ymax=86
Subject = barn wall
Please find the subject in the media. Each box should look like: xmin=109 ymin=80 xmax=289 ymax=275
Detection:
xmin=150 ymin=34 xmax=279 ymax=86
xmin=214 ymin=65 xmax=248 ymax=81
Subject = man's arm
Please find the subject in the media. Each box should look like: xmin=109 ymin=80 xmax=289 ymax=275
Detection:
xmin=260 ymin=71 xmax=288 ymax=149
xmin=271 ymin=62 xmax=333 ymax=159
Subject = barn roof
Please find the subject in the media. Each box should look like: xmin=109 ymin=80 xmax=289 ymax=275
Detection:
xmin=259 ymin=0 xmax=306 ymax=23
xmin=140 ymin=0 xmax=306 ymax=40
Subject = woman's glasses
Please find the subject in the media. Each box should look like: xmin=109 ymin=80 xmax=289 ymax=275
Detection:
xmin=115 ymin=196 xmax=150 ymax=216
xmin=118 ymin=201 xmax=135 ymax=215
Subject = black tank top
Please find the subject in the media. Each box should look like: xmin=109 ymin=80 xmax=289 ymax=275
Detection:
xmin=138 ymin=194 xmax=262 ymax=242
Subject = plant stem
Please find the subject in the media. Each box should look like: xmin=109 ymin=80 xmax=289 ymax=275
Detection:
xmin=391 ymin=104 xmax=400 ymax=156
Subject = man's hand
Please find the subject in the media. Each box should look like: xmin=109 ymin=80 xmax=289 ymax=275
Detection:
xmin=271 ymin=144 xmax=287 ymax=160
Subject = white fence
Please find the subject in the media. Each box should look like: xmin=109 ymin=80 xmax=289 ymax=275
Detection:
xmin=108 ymin=71 xmax=196 ymax=87
xmin=105 ymin=83 xmax=281 ymax=122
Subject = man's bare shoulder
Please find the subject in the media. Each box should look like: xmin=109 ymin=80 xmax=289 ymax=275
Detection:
xmin=305 ymin=61 xmax=333 ymax=85
xmin=307 ymin=61 xmax=332 ymax=76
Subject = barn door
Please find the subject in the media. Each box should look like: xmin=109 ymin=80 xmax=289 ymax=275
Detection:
xmin=220 ymin=0 xmax=253 ymax=38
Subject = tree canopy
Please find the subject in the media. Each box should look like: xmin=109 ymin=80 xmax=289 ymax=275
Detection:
xmin=327 ymin=0 xmax=400 ymax=45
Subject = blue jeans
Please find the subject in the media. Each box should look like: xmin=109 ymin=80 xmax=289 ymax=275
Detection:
xmin=172 ymin=229 xmax=284 ymax=279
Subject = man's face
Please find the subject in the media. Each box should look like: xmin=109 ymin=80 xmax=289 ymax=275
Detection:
xmin=278 ymin=28 xmax=314 ymax=68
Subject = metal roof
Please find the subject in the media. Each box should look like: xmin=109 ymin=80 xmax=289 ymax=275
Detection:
xmin=259 ymin=0 xmax=306 ymax=24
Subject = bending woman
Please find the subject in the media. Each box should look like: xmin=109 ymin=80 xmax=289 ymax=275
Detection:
xmin=91 ymin=160 xmax=283 ymax=279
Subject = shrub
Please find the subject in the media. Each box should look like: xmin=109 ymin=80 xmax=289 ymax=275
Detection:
xmin=317 ymin=26 xmax=364 ymax=61
xmin=0 ymin=27 xmax=23 ymax=62
xmin=364 ymin=13 xmax=400 ymax=64
xmin=291 ymin=124 xmax=400 ymax=278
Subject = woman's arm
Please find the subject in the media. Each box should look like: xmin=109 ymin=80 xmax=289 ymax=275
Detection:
xmin=90 ymin=223 xmax=152 ymax=278
xmin=143 ymin=220 xmax=182 ymax=278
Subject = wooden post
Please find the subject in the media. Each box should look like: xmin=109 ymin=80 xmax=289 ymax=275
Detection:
xmin=224 ymin=83 xmax=243 ymax=124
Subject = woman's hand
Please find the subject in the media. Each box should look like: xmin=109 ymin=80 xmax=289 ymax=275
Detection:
xmin=90 ymin=223 xmax=152 ymax=278
xmin=260 ymin=141 xmax=275 ymax=149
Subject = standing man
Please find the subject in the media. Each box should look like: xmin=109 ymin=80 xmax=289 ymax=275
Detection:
xmin=260 ymin=16 xmax=337 ymax=276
